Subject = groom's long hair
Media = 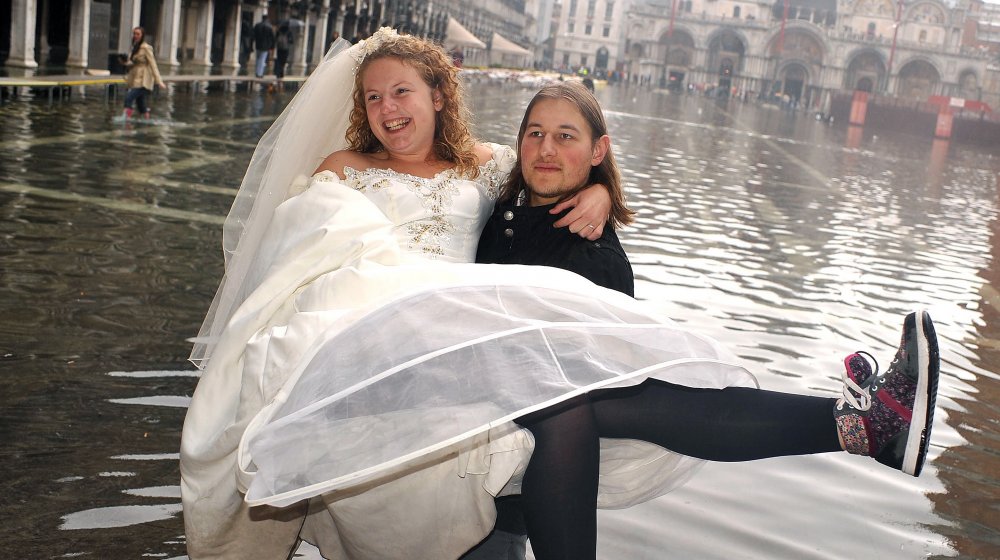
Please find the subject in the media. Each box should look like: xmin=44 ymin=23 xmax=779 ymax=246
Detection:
xmin=500 ymin=82 xmax=634 ymax=228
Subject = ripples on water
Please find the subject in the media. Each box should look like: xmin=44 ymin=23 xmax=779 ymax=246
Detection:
xmin=1 ymin=82 xmax=997 ymax=558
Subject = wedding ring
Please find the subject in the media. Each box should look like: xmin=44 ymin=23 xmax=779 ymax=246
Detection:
xmin=587 ymin=224 xmax=596 ymax=229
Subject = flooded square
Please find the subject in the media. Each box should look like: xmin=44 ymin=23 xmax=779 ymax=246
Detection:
xmin=1 ymin=80 xmax=998 ymax=558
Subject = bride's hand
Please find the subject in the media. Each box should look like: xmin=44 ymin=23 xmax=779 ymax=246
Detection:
xmin=551 ymin=184 xmax=611 ymax=240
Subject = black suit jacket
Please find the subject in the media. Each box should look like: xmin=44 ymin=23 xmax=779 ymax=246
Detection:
xmin=475 ymin=197 xmax=633 ymax=297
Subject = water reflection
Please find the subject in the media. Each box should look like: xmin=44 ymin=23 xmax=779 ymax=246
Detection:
xmin=927 ymin=173 xmax=1000 ymax=558
xmin=62 ymin=503 xmax=184 ymax=530
xmin=1 ymin=83 xmax=997 ymax=558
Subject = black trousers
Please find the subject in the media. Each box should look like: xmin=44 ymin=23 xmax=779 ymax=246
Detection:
xmin=515 ymin=379 xmax=842 ymax=560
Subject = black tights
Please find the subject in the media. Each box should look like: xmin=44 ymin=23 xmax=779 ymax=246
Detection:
xmin=516 ymin=380 xmax=842 ymax=560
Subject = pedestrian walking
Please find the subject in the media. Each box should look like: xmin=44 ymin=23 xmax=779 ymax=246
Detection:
xmin=252 ymin=15 xmax=275 ymax=79
xmin=273 ymin=21 xmax=293 ymax=83
xmin=121 ymin=27 xmax=165 ymax=120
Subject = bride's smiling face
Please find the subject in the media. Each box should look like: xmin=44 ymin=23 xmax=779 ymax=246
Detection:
xmin=361 ymin=57 xmax=444 ymax=158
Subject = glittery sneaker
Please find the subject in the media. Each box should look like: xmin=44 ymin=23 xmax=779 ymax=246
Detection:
xmin=834 ymin=310 xmax=940 ymax=476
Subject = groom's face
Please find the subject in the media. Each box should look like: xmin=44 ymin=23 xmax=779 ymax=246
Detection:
xmin=519 ymin=98 xmax=608 ymax=206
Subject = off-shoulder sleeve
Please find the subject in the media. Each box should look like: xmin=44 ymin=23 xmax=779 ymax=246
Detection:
xmin=484 ymin=142 xmax=516 ymax=175
xmin=283 ymin=170 xmax=342 ymax=198
xmin=311 ymin=170 xmax=343 ymax=183
xmin=477 ymin=143 xmax=516 ymax=197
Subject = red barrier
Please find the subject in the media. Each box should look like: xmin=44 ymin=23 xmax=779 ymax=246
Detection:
xmin=849 ymin=91 xmax=868 ymax=126
xmin=928 ymin=95 xmax=992 ymax=113
xmin=934 ymin=106 xmax=953 ymax=139
xmin=846 ymin=124 xmax=864 ymax=149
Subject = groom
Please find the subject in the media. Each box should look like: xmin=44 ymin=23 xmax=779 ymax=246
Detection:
xmin=468 ymin=81 xmax=635 ymax=559
xmin=476 ymin=81 xmax=634 ymax=297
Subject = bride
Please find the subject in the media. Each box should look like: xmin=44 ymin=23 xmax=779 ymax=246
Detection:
xmin=180 ymin=29 xmax=939 ymax=560
xmin=181 ymin=29 xmax=671 ymax=559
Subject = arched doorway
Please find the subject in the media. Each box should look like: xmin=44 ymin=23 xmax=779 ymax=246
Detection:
xmin=780 ymin=63 xmax=808 ymax=101
xmin=958 ymin=69 xmax=979 ymax=99
xmin=718 ymin=58 xmax=736 ymax=95
xmin=595 ymin=46 xmax=609 ymax=77
xmin=707 ymin=30 xmax=746 ymax=97
xmin=897 ymin=59 xmax=940 ymax=100
xmin=768 ymin=29 xmax=824 ymax=104
xmin=766 ymin=24 xmax=827 ymax=100
xmin=661 ymin=29 xmax=695 ymax=91
xmin=844 ymin=51 xmax=886 ymax=92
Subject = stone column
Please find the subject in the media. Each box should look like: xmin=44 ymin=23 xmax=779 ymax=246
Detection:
xmin=7 ymin=0 xmax=39 ymax=68
xmin=252 ymin=2 xmax=267 ymax=22
xmin=820 ymin=64 xmax=835 ymax=91
xmin=747 ymin=55 xmax=764 ymax=83
xmin=66 ymin=0 xmax=92 ymax=69
xmin=221 ymin=1 xmax=243 ymax=70
xmin=691 ymin=48 xmax=707 ymax=86
xmin=292 ymin=16 xmax=311 ymax=74
xmin=158 ymin=0 xmax=183 ymax=66
xmin=312 ymin=0 xmax=332 ymax=66
xmin=376 ymin=0 xmax=387 ymax=29
xmin=743 ymin=55 xmax=755 ymax=80
xmin=334 ymin=4 xmax=346 ymax=38
xmin=347 ymin=0 xmax=363 ymax=39
xmin=192 ymin=0 xmax=215 ymax=66
xmin=118 ymin=0 xmax=142 ymax=53
xmin=38 ymin=0 xmax=51 ymax=63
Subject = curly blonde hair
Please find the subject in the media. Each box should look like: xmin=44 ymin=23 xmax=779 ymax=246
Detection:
xmin=347 ymin=34 xmax=480 ymax=178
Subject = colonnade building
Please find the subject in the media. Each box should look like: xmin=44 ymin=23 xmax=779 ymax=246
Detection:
xmin=1 ymin=0 xmax=526 ymax=75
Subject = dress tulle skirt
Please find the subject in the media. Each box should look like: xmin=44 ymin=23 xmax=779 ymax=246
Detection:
xmin=241 ymin=277 xmax=758 ymax=509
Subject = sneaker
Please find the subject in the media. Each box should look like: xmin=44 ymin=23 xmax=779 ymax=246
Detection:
xmin=834 ymin=310 xmax=940 ymax=476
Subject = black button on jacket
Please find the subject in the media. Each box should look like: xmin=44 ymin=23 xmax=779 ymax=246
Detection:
xmin=475 ymin=198 xmax=634 ymax=297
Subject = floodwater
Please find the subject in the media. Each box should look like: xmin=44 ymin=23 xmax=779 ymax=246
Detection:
xmin=1 ymin=79 xmax=998 ymax=559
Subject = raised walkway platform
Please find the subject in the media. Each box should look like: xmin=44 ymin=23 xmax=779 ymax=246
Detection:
xmin=0 ymin=73 xmax=307 ymax=102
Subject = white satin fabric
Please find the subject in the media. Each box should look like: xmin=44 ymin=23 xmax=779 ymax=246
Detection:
xmin=181 ymin=146 xmax=756 ymax=559
xmin=189 ymin=39 xmax=357 ymax=369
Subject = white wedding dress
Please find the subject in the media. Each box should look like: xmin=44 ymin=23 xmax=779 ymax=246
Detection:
xmin=180 ymin=143 xmax=756 ymax=559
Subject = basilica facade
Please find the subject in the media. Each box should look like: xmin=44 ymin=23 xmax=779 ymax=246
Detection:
xmin=615 ymin=0 xmax=999 ymax=110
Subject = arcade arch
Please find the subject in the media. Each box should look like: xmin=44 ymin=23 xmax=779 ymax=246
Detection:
xmin=778 ymin=62 xmax=810 ymax=100
xmin=958 ymin=69 xmax=979 ymax=97
xmin=897 ymin=58 xmax=941 ymax=99
xmin=906 ymin=1 xmax=946 ymax=24
xmin=767 ymin=28 xmax=825 ymax=101
xmin=660 ymin=29 xmax=696 ymax=90
xmin=844 ymin=50 xmax=887 ymax=91
xmin=706 ymin=29 xmax=747 ymax=95
xmin=595 ymin=46 xmax=609 ymax=74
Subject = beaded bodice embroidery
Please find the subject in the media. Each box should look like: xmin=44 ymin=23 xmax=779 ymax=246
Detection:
xmin=312 ymin=144 xmax=514 ymax=263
